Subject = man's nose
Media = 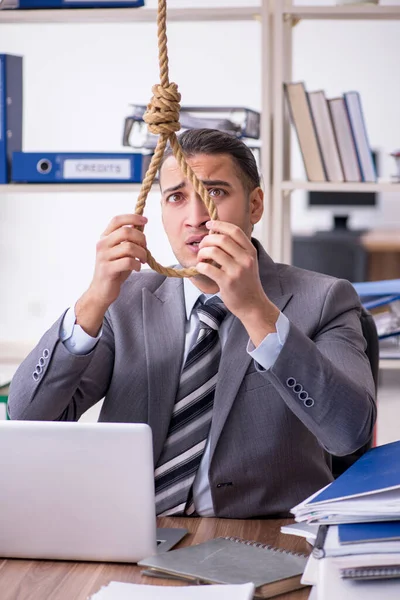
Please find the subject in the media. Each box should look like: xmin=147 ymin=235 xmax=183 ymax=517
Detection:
xmin=185 ymin=195 xmax=211 ymax=228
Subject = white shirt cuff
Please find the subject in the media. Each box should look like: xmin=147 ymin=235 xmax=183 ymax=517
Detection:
xmin=60 ymin=306 xmax=102 ymax=356
xmin=247 ymin=311 xmax=290 ymax=371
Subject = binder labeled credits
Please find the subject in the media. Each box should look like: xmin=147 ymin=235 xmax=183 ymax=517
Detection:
xmin=0 ymin=1 xmax=144 ymax=9
xmin=12 ymin=152 xmax=150 ymax=183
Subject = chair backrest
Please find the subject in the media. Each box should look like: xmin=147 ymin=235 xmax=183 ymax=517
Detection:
xmin=331 ymin=307 xmax=379 ymax=478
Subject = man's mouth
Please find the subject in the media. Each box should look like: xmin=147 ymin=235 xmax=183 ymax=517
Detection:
xmin=186 ymin=235 xmax=207 ymax=251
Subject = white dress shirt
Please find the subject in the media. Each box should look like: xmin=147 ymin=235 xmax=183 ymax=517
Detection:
xmin=60 ymin=278 xmax=290 ymax=515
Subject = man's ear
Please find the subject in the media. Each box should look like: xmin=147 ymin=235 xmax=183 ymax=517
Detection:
xmin=249 ymin=187 xmax=264 ymax=226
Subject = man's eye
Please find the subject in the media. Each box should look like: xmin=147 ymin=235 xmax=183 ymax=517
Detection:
xmin=167 ymin=193 xmax=181 ymax=203
xmin=208 ymin=188 xmax=225 ymax=199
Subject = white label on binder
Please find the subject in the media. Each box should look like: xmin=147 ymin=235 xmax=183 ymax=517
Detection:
xmin=63 ymin=159 xmax=131 ymax=180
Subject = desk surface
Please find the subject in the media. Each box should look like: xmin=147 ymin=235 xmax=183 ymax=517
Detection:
xmin=0 ymin=517 xmax=311 ymax=600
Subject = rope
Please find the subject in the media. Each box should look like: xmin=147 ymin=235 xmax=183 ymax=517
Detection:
xmin=134 ymin=0 xmax=218 ymax=278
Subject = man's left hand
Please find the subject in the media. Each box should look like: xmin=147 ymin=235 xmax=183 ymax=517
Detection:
xmin=196 ymin=220 xmax=280 ymax=346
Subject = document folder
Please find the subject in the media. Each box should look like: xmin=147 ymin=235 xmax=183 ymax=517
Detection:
xmin=12 ymin=152 xmax=150 ymax=183
xmin=0 ymin=55 xmax=23 ymax=184
xmin=0 ymin=1 xmax=144 ymax=9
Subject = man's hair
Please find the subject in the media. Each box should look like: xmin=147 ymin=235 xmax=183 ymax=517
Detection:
xmin=160 ymin=128 xmax=261 ymax=194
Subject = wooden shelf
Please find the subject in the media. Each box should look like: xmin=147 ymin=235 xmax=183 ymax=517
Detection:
xmin=284 ymin=5 xmax=400 ymax=21
xmin=0 ymin=6 xmax=261 ymax=24
xmin=380 ymin=359 xmax=400 ymax=371
xmin=0 ymin=183 xmax=144 ymax=193
xmin=281 ymin=180 xmax=400 ymax=194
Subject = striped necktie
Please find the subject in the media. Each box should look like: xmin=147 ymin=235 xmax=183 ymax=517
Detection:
xmin=154 ymin=300 xmax=228 ymax=516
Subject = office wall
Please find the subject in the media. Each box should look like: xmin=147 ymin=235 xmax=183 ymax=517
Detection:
xmin=0 ymin=0 xmax=399 ymax=343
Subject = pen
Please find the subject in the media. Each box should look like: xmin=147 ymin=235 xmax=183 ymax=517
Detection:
xmin=312 ymin=524 xmax=329 ymax=559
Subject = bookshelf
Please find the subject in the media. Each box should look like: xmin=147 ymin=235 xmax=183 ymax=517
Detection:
xmin=270 ymin=1 xmax=400 ymax=263
xmin=0 ymin=3 xmax=273 ymax=251
xmin=0 ymin=2 xmax=273 ymax=363
xmin=0 ymin=183 xmax=143 ymax=193
xmin=0 ymin=6 xmax=261 ymax=24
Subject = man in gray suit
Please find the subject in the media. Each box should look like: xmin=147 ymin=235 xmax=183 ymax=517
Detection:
xmin=9 ymin=129 xmax=375 ymax=519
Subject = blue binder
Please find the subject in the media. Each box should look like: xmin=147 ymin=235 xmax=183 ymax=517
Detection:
xmin=352 ymin=280 xmax=400 ymax=299
xmin=12 ymin=152 xmax=149 ymax=183
xmin=339 ymin=522 xmax=400 ymax=545
xmin=309 ymin=440 xmax=400 ymax=505
xmin=0 ymin=55 xmax=23 ymax=184
xmin=1 ymin=1 xmax=144 ymax=8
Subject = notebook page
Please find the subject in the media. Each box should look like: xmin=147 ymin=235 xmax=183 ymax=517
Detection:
xmin=90 ymin=581 xmax=255 ymax=600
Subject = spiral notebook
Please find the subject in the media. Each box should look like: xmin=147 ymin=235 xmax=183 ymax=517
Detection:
xmin=138 ymin=536 xmax=308 ymax=598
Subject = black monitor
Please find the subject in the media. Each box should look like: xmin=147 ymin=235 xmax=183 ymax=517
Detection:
xmin=308 ymin=150 xmax=378 ymax=235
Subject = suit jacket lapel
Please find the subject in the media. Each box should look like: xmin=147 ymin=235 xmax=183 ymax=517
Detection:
xmin=143 ymin=277 xmax=186 ymax=464
xmin=209 ymin=240 xmax=293 ymax=461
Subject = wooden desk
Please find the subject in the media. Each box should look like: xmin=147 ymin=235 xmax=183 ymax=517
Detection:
xmin=361 ymin=229 xmax=400 ymax=281
xmin=0 ymin=517 xmax=310 ymax=600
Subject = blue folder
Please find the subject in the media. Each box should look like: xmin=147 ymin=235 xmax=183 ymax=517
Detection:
xmin=12 ymin=152 xmax=148 ymax=183
xmin=352 ymin=280 xmax=400 ymax=298
xmin=339 ymin=522 xmax=400 ymax=545
xmin=308 ymin=440 xmax=400 ymax=506
xmin=0 ymin=55 xmax=23 ymax=184
xmin=2 ymin=1 xmax=144 ymax=8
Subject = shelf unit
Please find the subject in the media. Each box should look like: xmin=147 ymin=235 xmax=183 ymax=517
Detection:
xmin=0 ymin=6 xmax=261 ymax=24
xmin=270 ymin=1 xmax=400 ymax=263
xmin=0 ymin=2 xmax=274 ymax=253
xmin=0 ymin=183 xmax=143 ymax=193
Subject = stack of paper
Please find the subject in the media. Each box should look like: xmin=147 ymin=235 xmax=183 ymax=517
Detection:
xmin=290 ymin=441 xmax=400 ymax=598
xmin=352 ymin=279 xmax=400 ymax=357
xmin=292 ymin=441 xmax=400 ymax=525
xmin=89 ymin=581 xmax=255 ymax=600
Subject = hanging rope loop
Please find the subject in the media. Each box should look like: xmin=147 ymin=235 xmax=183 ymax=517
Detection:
xmin=134 ymin=0 xmax=218 ymax=279
xmin=144 ymin=83 xmax=181 ymax=136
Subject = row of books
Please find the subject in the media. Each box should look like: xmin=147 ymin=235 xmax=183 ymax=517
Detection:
xmin=291 ymin=440 xmax=400 ymax=598
xmin=285 ymin=82 xmax=376 ymax=184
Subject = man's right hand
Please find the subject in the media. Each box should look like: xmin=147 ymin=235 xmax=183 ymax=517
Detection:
xmin=74 ymin=214 xmax=148 ymax=337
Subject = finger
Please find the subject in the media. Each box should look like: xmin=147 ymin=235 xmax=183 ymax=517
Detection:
xmin=197 ymin=246 xmax=233 ymax=271
xmin=100 ymin=225 xmax=147 ymax=251
xmin=206 ymin=220 xmax=253 ymax=251
xmin=106 ymin=242 xmax=148 ymax=265
xmin=196 ymin=260 xmax=226 ymax=285
xmin=199 ymin=233 xmax=244 ymax=260
xmin=108 ymin=257 xmax=142 ymax=274
xmin=102 ymin=214 xmax=147 ymax=237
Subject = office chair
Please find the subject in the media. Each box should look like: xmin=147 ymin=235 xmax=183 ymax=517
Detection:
xmin=331 ymin=307 xmax=379 ymax=478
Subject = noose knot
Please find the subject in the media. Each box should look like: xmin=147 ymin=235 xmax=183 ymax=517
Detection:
xmin=144 ymin=83 xmax=181 ymax=136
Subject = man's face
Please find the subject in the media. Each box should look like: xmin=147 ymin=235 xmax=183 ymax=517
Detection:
xmin=159 ymin=153 xmax=263 ymax=269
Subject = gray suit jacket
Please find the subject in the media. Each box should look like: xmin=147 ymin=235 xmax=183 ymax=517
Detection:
xmin=8 ymin=241 xmax=376 ymax=518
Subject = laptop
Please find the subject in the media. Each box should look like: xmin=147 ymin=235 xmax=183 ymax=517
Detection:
xmin=0 ymin=420 xmax=184 ymax=562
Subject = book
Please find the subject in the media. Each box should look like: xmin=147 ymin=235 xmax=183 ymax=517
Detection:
xmin=138 ymin=536 xmax=308 ymax=598
xmin=89 ymin=581 xmax=255 ymax=600
xmin=319 ymin=555 xmax=400 ymax=599
xmin=291 ymin=440 xmax=400 ymax=525
xmin=344 ymin=91 xmax=376 ymax=182
xmin=0 ymin=1 xmax=144 ymax=8
xmin=316 ymin=524 xmax=400 ymax=558
xmin=352 ymin=279 xmax=400 ymax=298
xmin=284 ymin=82 xmax=326 ymax=182
xmin=0 ymin=54 xmax=23 ymax=184
xmin=339 ymin=522 xmax=400 ymax=545
xmin=328 ymin=96 xmax=361 ymax=182
xmin=307 ymin=90 xmax=344 ymax=182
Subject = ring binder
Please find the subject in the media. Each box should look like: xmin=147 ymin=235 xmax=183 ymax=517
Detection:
xmin=340 ymin=565 xmax=400 ymax=581
xmin=223 ymin=536 xmax=308 ymax=558
xmin=138 ymin=535 xmax=308 ymax=598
